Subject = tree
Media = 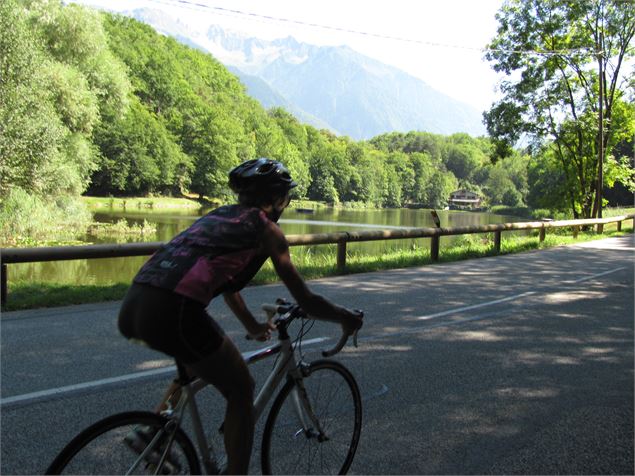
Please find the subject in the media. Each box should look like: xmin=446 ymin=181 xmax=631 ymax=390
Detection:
xmin=486 ymin=163 xmax=523 ymax=206
xmin=386 ymin=151 xmax=415 ymax=206
xmin=91 ymin=97 xmax=192 ymax=195
xmin=427 ymin=169 xmax=459 ymax=209
xmin=185 ymin=105 xmax=245 ymax=199
xmin=485 ymin=0 xmax=634 ymax=217
xmin=31 ymin=1 xmax=130 ymax=119
xmin=444 ymin=143 xmax=481 ymax=181
xmin=527 ymin=148 xmax=570 ymax=211
xmin=0 ymin=0 xmax=65 ymax=198
xmin=603 ymin=135 xmax=635 ymax=206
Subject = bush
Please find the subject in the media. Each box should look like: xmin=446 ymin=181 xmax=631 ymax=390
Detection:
xmin=0 ymin=188 xmax=92 ymax=246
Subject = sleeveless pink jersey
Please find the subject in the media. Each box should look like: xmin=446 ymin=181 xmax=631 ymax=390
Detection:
xmin=134 ymin=205 xmax=271 ymax=304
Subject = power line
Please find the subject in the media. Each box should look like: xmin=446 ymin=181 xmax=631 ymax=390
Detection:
xmin=146 ymin=0 xmax=596 ymax=58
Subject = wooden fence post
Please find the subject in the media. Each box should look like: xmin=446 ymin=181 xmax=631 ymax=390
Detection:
xmin=337 ymin=240 xmax=347 ymax=272
xmin=494 ymin=231 xmax=501 ymax=253
xmin=573 ymin=225 xmax=579 ymax=238
xmin=1 ymin=264 xmax=7 ymax=306
xmin=617 ymin=220 xmax=622 ymax=232
xmin=597 ymin=223 xmax=604 ymax=234
xmin=431 ymin=235 xmax=440 ymax=261
xmin=539 ymin=226 xmax=546 ymax=242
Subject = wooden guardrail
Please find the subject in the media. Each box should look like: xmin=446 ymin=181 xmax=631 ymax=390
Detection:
xmin=1 ymin=214 xmax=633 ymax=305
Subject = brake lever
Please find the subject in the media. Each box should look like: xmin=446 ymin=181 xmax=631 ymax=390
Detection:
xmin=322 ymin=309 xmax=363 ymax=357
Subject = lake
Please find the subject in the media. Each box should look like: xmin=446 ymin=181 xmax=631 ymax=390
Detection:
xmin=12 ymin=206 xmax=524 ymax=287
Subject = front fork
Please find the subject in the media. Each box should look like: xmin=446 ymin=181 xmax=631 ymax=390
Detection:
xmin=288 ymin=362 xmax=329 ymax=442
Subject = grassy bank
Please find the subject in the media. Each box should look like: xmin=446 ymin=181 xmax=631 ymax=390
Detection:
xmin=82 ymin=195 xmax=206 ymax=210
xmin=489 ymin=205 xmax=635 ymax=220
xmin=82 ymin=195 xmax=357 ymax=212
xmin=3 ymin=222 xmax=631 ymax=312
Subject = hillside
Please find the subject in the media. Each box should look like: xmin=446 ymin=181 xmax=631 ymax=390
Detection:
xmin=226 ymin=66 xmax=337 ymax=133
xmin=258 ymin=44 xmax=485 ymax=139
xmin=130 ymin=8 xmax=486 ymax=139
xmin=3 ymin=0 xmax=528 ymax=222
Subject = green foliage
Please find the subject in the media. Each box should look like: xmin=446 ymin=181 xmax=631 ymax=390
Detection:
xmin=87 ymin=219 xmax=156 ymax=241
xmin=91 ymin=96 xmax=192 ymax=195
xmin=527 ymin=148 xmax=571 ymax=212
xmin=444 ymin=134 xmax=488 ymax=181
xmin=4 ymin=0 xmax=631 ymax=237
xmin=3 ymin=282 xmax=130 ymax=311
xmin=0 ymin=0 xmax=132 ymax=200
xmin=0 ymin=0 xmax=65 ymax=197
xmin=32 ymin=1 xmax=131 ymax=117
xmin=0 ymin=187 xmax=92 ymax=246
xmin=485 ymin=0 xmax=635 ymax=218
xmin=485 ymin=154 xmax=529 ymax=207
xmin=81 ymin=195 xmax=202 ymax=210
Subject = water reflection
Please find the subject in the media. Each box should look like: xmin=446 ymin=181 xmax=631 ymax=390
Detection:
xmin=13 ymin=207 xmax=524 ymax=286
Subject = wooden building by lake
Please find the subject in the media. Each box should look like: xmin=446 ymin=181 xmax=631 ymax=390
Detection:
xmin=448 ymin=190 xmax=482 ymax=210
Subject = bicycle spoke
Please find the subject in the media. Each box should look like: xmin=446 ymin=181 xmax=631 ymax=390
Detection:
xmin=46 ymin=412 xmax=200 ymax=475
xmin=262 ymin=360 xmax=362 ymax=475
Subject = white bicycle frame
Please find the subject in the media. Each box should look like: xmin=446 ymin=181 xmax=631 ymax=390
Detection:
xmin=160 ymin=331 xmax=328 ymax=474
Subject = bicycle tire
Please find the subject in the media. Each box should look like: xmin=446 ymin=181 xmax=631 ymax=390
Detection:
xmin=45 ymin=411 xmax=201 ymax=475
xmin=261 ymin=359 xmax=362 ymax=475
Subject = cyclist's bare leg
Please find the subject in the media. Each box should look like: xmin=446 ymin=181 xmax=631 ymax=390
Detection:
xmin=186 ymin=335 xmax=255 ymax=475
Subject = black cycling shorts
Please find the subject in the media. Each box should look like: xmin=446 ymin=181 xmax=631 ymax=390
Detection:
xmin=118 ymin=283 xmax=225 ymax=364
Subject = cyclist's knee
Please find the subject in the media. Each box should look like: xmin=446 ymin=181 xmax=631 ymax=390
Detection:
xmin=186 ymin=337 xmax=255 ymax=401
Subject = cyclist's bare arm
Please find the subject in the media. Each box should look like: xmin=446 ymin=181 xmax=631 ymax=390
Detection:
xmin=224 ymin=291 xmax=275 ymax=340
xmin=262 ymin=221 xmax=362 ymax=334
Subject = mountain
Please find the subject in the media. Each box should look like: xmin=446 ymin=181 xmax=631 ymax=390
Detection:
xmin=256 ymin=44 xmax=486 ymax=139
xmin=225 ymin=66 xmax=337 ymax=133
xmin=128 ymin=8 xmax=486 ymax=139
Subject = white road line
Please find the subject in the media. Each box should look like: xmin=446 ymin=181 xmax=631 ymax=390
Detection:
xmin=0 ymin=337 xmax=330 ymax=407
xmin=412 ymin=266 xmax=628 ymax=322
xmin=565 ymin=266 xmax=627 ymax=284
xmin=0 ymin=366 xmax=176 ymax=406
xmin=3 ymin=267 xmax=628 ymax=407
xmin=414 ymin=292 xmax=537 ymax=321
xmin=370 ymin=310 xmax=509 ymax=342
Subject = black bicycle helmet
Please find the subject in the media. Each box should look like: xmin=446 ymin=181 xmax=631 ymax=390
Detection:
xmin=229 ymin=158 xmax=297 ymax=197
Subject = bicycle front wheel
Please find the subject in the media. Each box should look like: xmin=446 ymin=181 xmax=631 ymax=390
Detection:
xmin=261 ymin=359 xmax=362 ymax=475
xmin=46 ymin=411 xmax=201 ymax=475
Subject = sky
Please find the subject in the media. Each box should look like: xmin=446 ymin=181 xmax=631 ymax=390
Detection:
xmin=71 ymin=0 xmax=507 ymax=112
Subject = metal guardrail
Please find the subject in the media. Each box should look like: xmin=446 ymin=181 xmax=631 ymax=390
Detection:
xmin=1 ymin=214 xmax=633 ymax=305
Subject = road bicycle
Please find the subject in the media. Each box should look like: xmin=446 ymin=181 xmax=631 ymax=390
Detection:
xmin=46 ymin=299 xmax=363 ymax=475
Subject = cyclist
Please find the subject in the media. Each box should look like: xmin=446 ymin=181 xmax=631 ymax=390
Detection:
xmin=118 ymin=158 xmax=362 ymax=474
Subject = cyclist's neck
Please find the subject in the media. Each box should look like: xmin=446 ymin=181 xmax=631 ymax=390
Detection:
xmin=260 ymin=200 xmax=288 ymax=223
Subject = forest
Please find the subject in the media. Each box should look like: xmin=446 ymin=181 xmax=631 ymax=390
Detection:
xmin=1 ymin=0 xmax=633 ymax=242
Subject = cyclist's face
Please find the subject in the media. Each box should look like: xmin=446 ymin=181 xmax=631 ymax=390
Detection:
xmin=278 ymin=193 xmax=291 ymax=210
xmin=267 ymin=193 xmax=291 ymax=222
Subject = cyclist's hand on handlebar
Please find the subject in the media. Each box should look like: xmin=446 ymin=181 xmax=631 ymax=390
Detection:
xmin=247 ymin=319 xmax=277 ymax=341
xmin=341 ymin=308 xmax=364 ymax=336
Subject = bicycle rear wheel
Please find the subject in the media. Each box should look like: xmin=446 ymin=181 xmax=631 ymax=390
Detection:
xmin=46 ymin=411 xmax=200 ymax=475
xmin=261 ymin=359 xmax=362 ymax=475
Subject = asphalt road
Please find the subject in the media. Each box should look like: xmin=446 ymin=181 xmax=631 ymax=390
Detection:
xmin=1 ymin=235 xmax=633 ymax=475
